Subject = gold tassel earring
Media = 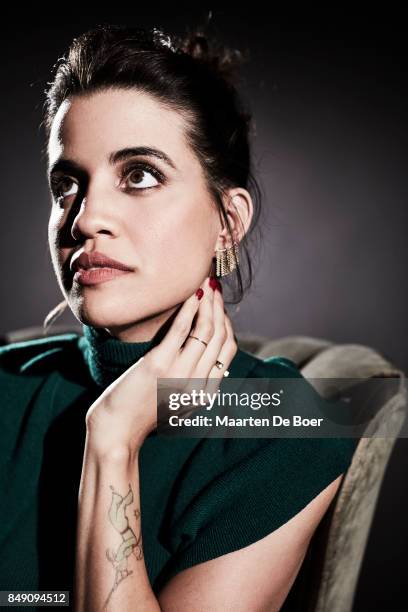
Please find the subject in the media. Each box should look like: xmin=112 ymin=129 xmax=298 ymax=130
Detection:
xmin=215 ymin=242 xmax=240 ymax=277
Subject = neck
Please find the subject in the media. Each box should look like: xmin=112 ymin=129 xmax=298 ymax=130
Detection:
xmin=100 ymin=304 xmax=180 ymax=343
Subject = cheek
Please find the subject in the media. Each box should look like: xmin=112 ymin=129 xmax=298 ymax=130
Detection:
xmin=48 ymin=208 xmax=64 ymax=247
xmin=47 ymin=217 xmax=59 ymax=263
xmin=125 ymin=194 xmax=214 ymax=286
xmin=145 ymin=199 xmax=216 ymax=269
xmin=48 ymin=212 xmax=70 ymax=271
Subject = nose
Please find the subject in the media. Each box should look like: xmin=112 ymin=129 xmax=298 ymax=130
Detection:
xmin=71 ymin=182 xmax=119 ymax=241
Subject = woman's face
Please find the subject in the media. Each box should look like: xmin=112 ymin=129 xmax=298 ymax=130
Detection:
xmin=47 ymin=89 xmax=226 ymax=340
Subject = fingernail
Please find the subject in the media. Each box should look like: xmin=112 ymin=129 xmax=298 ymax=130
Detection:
xmin=209 ymin=277 xmax=218 ymax=291
xmin=196 ymin=288 xmax=204 ymax=300
xmin=216 ymin=280 xmax=223 ymax=293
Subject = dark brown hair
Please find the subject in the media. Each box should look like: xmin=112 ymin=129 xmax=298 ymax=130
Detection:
xmin=42 ymin=22 xmax=264 ymax=331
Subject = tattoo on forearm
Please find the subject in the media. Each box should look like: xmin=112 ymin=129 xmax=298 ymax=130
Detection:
xmin=102 ymin=482 xmax=143 ymax=611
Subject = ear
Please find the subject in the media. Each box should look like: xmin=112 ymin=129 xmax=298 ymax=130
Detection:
xmin=215 ymin=188 xmax=254 ymax=249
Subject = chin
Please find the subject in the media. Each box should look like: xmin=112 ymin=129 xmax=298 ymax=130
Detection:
xmin=68 ymin=285 xmax=180 ymax=336
xmin=70 ymin=298 xmax=142 ymax=330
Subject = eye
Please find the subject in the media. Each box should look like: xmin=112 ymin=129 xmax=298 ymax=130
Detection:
xmin=50 ymin=176 xmax=79 ymax=201
xmin=121 ymin=163 xmax=165 ymax=192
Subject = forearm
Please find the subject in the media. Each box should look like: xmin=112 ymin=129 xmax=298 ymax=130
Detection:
xmin=74 ymin=435 xmax=161 ymax=612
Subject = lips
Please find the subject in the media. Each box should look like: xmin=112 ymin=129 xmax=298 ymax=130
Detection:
xmin=71 ymin=251 xmax=134 ymax=273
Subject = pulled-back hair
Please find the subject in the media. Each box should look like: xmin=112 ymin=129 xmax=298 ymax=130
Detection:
xmin=42 ymin=22 xmax=264 ymax=331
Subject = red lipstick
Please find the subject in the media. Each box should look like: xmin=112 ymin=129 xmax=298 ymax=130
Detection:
xmin=71 ymin=251 xmax=134 ymax=286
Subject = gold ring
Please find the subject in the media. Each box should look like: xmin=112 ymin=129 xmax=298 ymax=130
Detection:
xmin=188 ymin=334 xmax=208 ymax=347
xmin=215 ymin=360 xmax=224 ymax=369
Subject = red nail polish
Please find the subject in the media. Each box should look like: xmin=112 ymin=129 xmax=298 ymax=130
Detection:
xmin=196 ymin=288 xmax=204 ymax=300
xmin=209 ymin=277 xmax=218 ymax=291
xmin=216 ymin=280 xmax=223 ymax=293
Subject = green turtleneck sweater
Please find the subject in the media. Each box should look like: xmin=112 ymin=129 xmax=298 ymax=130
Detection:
xmin=0 ymin=325 xmax=357 ymax=610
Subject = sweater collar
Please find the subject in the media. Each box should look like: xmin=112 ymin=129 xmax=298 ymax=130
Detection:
xmin=78 ymin=324 xmax=258 ymax=390
xmin=78 ymin=324 xmax=155 ymax=389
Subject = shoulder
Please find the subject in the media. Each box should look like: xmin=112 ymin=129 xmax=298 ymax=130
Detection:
xmin=227 ymin=346 xmax=356 ymax=471
xmin=0 ymin=332 xmax=86 ymax=426
xmin=230 ymin=346 xmax=301 ymax=379
xmin=154 ymin=348 xmax=357 ymax=589
xmin=157 ymin=472 xmax=343 ymax=610
xmin=0 ymin=332 xmax=82 ymax=378
xmin=155 ymin=435 xmax=356 ymax=591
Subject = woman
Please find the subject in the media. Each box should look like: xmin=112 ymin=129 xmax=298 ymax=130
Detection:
xmin=0 ymin=24 xmax=357 ymax=611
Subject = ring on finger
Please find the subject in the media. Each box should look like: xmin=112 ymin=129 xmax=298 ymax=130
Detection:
xmin=213 ymin=359 xmax=230 ymax=377
xmin=188 ymin=334 xmax=208 ymax=347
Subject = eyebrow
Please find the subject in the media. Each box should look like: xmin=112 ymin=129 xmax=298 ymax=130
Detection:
xmin=109 ymin=146 xmax=177 ymax=170
xmin=48 ymin=145 xmax=177 ymax=179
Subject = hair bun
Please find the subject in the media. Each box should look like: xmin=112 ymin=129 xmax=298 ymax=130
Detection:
xmin=175 ymin=29 xmax=248 ymax=86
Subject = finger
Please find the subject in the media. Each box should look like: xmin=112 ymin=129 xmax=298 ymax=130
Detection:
xmin=198 ymin=313 xmax=237 ymax=419
xmin=174 ymin=306 xmax=236 ymax=427
xmin=176 ymin=276 xmax=217 ymax=399
xmin=191 ymin=282 xmax=226 ymax=379
xmin=149 ymin=278 xmax=208 ymax=368
xmin=176 ymin=276 xmax=217 ymax=375
xmin=207 ymin=309 xmax=237 ymax=381
xmin=197 ymin=306 xmax=237 ymax=412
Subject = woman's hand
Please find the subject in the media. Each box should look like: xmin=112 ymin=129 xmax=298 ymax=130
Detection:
xmin=85 ymin=276 xmax=238 ymax=459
